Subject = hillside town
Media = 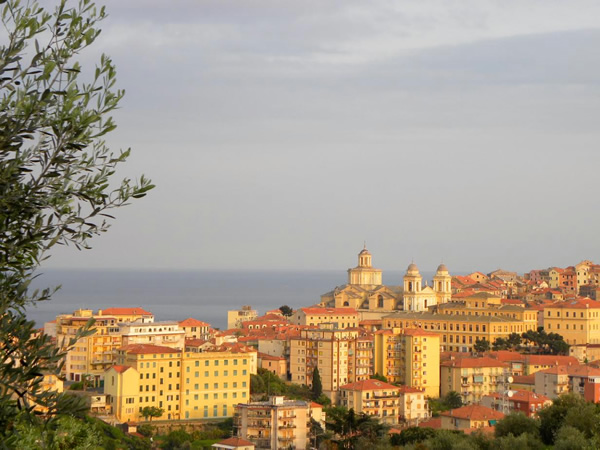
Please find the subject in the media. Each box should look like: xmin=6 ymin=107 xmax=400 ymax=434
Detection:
xmin=36 ymin=248 xmax=600 ymax=448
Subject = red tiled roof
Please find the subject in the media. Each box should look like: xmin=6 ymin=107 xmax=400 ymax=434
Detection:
xmin=100 ymin=307 xmax=153 ymax=316
xmin=402 ymin=328 xmax=439 ymax=337
xmin=310 ymin=402 xmax=323 ymax=408
xmin=539 ymin=365 xmax=569 ymax=375
xmin=484 ymin=389 xmax=550 ymax=403
xmin=110 ymin=365 xmax=132 ymax=373
xmin=257 ymin=352 xmax=285 ymax=361
xmin=339 ymin=379 xmax=400 ymax=392
xmin=215 ymin=436 xmax=255 ymax=447
xmin=397 ymin=386 xmax=424 ymax=394
xmin=418 ymin=417 xmax=442 ymax=429
xmin=179 ymin=318 xmax=211 ymax=327
xmin=567 ymin=365 xmax=600 ymax=377
xmin=119 ymin=344 xmax=180 ymax=355
xmin=512 ymin=374 xmax=536 ymax=385
xmin=441 ymin=357 xmax=509 ymax=369
xmin=486 ymin=351 xmax=525 ymax=362
xmin=524 ymin=355 xmax=578 ymax=366
xmin=547 ymin=298 xmax=600 ymax=309
xmin=441 ymin=405 xmax=505 ymax=421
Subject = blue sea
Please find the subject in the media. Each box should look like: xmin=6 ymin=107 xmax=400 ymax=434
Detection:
xmin=25 ymin=269 xmax=433 ymax=329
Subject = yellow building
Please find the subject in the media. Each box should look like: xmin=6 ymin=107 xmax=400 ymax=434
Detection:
xmin=440 ymin=356 xmax=510 ymax=405
xmin=374 ymin=328 xmax=440 ymax=397
xmin=179 ymin=318 xmax=213 ymax=340
xmin=434 ymin=293 xmax=538 ymax=330
xmin=235 ymin=396 xmax=325 ymax=450
xmin=290 ymin=307 xmax=359 ymax=329
xmin=544 ymin=298 xmax=600 ymax=345
xmin=105 ymin=342 xmax=252 ymax=423
xmin=397 ymin=386 xmax=430 ymax=425
xmin=227 ymin=306 xmax=258 ymax=330
xmin=383 ymin=311 xmax=533 ymax=353
xmin=338 ymin=379 xmax=401 ymax=425
xmin=289 ymin=324 xmax=373 ymax=401
xmin=440 ymin=405 xmax=504 ymax=431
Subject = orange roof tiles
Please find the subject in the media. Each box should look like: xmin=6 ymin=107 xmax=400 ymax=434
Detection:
xmin=215 ymin=437 xmax=255 ymax=447
xmin=512 ymin=374 xmax=536 ymax=385
xmin=547 ymin=298 xmax=600 ymax=309
xmin=119 ymin=344 xmax=180 ymax=354
xmin=339 ymin=379 xmax=400 ymax=392
xmin=178 ymin=318 xmax=211 ymax=327
xmin=485 ymin=389 xmax=550 ymax=403
xmin=441 ymin=404 xmax=505 ymax=421
xmin=111 ymin=365 xmax=132 ymax=373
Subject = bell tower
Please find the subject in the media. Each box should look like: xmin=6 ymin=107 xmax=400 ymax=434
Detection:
xmin=433 ymin=263 xmax=452 ymax=304
xmin=347 ymin=244 xmax=382 ymax=288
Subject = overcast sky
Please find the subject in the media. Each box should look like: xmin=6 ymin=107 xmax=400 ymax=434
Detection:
xmin=45 ymin=0 xmax=600 ymax=274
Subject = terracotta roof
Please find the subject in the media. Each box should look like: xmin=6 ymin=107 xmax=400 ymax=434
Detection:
xmin=402 ymin=328 xmax=439 ymax=337
xmin=546 ymin=298 xmax=600 ymax=309
xmin=99 ymin=307 xmax=153 ymax=316
xmin=524 ymin=355 xmax=578 ymax=366
xmin=539 ymin=365 xmax=569 ymax=375
xmin=119 ymin=344 xmax=181 ymax=354
xmin=511 ymin=374 xmax=536 ymax=385
xmin=215 ymin=436 xmax=255 ymax=447
xmin=567 ymin=365 xmax=600 ymax=377
xmin=441 ymin=357 xmax=509 ymax=369
xmin=257 ymin=352 xmax=285 ymax=361
xmin=179 ymin=318 xmax=211 ymax=327
xmin=110 ymin=365 xmax=132 ymax=373
xmin=418 ymin=417 xmax=442 ymax=429
xmin=441 ymin=405 xmax=505 ymax=421
xmin=339 ymin=379 xmax=400 ymax=392
xmin=300 ymin=307 xmax=358 ymax=315
xmin=310 ymin=402 xmax=323 ymax=408
xmin=484 ymin=389 xmax=550 ymax=403
xmin=486 ymin=351 xmax=525 ymax=362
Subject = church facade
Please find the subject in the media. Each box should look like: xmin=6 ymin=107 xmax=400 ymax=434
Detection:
xmin=319 ymin=246 xmax=451 ymax=313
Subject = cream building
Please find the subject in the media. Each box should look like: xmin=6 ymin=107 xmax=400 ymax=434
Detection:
xmin=227 ymin=306 xmax=258 ymax=330
xmin=319 ymin=247 xmax=451 ymax=314
xmin=235 ymin=396 xmax=325 ymax=450
xmin=338 ymin=379 xmax=401 ymax=425
xmin=289 ymin=324 xmax=373 ymax=401
xmin=544 ymin=298 xmax=600 ymax=345
xmin=119 ymin=321 xmax=186 ymax=348
xmin=290 ymin=307 xmax=359 ymax=329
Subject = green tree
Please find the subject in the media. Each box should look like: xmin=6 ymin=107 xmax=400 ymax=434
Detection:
xmin=279 ymin=305 xmax=294 ymax=317
xmin=490 ymin=432 xmax=544 ymax=450
xmin=494 ymin=412 xmax=540 ymax=439
xmin=506 ymin=332 xmax=522 ymax=350
xmin=553 ymin=425 xmax=592 ymax=450
xmin=0 ymin=0 xmax=152 ymax=441
xmin=311 ymin=367 xmax=323 ymax=399
xmin=141 ymin=406 xmax=163 ymax=423
xmin=443 ymin=391 xmax=463 ymax=409
xmin=538 ymin=393 xmax=587 ymax=445
xmin=492 ymin=337 xmax=509 ymax=351
xmin=372 ymin=373 xmax=388 ymax=382
xmin=474 ymin=338 xmax=491 ymax=353
xmin=391 ymin=426 xmax=436 ymax=446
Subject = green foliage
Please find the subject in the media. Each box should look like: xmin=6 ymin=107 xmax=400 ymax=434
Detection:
xmin=494 ymin=412 xmax=540 ymax=439
xmin=425 ymin=429 xmax=478 ymax=450
xmin=279 ymin=305 xmax=293 ymax=316
xmin=315 ymin=393 xmax=331 ymax=407
xmin=390 ymin=426 xmax=436 ymax=446
xmin=0 ymin=0 xmax=152 ymax=439
xmin=311 ymin=367 xmax=323 ymax=399
xmin=538 ymin=393 xmax=587 ymax=445
xmin=372 ymin=373 xmax=388 ymax=382
xmin=428 ymin=392 xmax=462 ymax=417
xmin=474 ymin=338 xmax=491 ymax=353
xmin=141 ymin=405 xmax=164 ymax=422
xmin=490 ymin=432 xmax=544 ymax=450
xmin=137 ymin=424 xmax=155 ymax=438
xmin=553 ymin=425 xmax=593 ymax=450
xmin=521 ymin=328 xmax=569 ymax=355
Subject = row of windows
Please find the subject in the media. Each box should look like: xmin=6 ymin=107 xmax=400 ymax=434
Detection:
xmin=187 ymin=381 xmax=247 ymax=390
xmin=184 ymin=368 xmax=246 ymax=377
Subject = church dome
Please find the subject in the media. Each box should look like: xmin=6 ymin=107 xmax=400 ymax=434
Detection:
xmin=406 ymin=263 xmax=420 ymax=274
xmin=359 ymin=248 xmax=371 ymax=255
xmin=436 ymin=263 xmax=448 ymax=273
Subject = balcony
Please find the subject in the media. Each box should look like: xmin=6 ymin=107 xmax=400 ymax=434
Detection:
xmin=278 ymin=424 xmax=296 ymax=429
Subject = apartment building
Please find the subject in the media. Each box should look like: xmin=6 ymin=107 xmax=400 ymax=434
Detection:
xmin=382 ymin=311 xmax=530 ymax=353
xmin=120 ymin=321 xmax=186 ymax=348
xmin=289 ymin=324 xmax=372 ymax=401
xmin=338 ymin=379 xmax=401 ymax=425
xmin=290 ymin=307 xmax=359 ymax=329
xmin=544 ymin=298 xmax=600 ymax=345
xmin=179 ymin=318 xmax=213 ymax=340
xmin=440 ymin=357 xmax=510 ymax=405
xmin=105 ymin=342 xmax=253 ymax=423
xmin=534 ymin=366 xmax=569 ymax=399
xmin=97 ymin=307 xmax=154 ymax=323
xmin=440 ymin=405 xmax=504 ymax=431
xmin=227 ymin=306 xmax=258 ymax=330
xmin=234 ymin=396 xmax=325 ymax=450
xmin=397 ymin=386 xmax=429 ymax=425
xmin=481 ymin=390 xmax=551 ymax=417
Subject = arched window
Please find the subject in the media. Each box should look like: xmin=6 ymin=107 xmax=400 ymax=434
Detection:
xmin=343 ymin=301 xmax=349 ymax=307
xmin=378 ymin=295 xmax=384 ymax=308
